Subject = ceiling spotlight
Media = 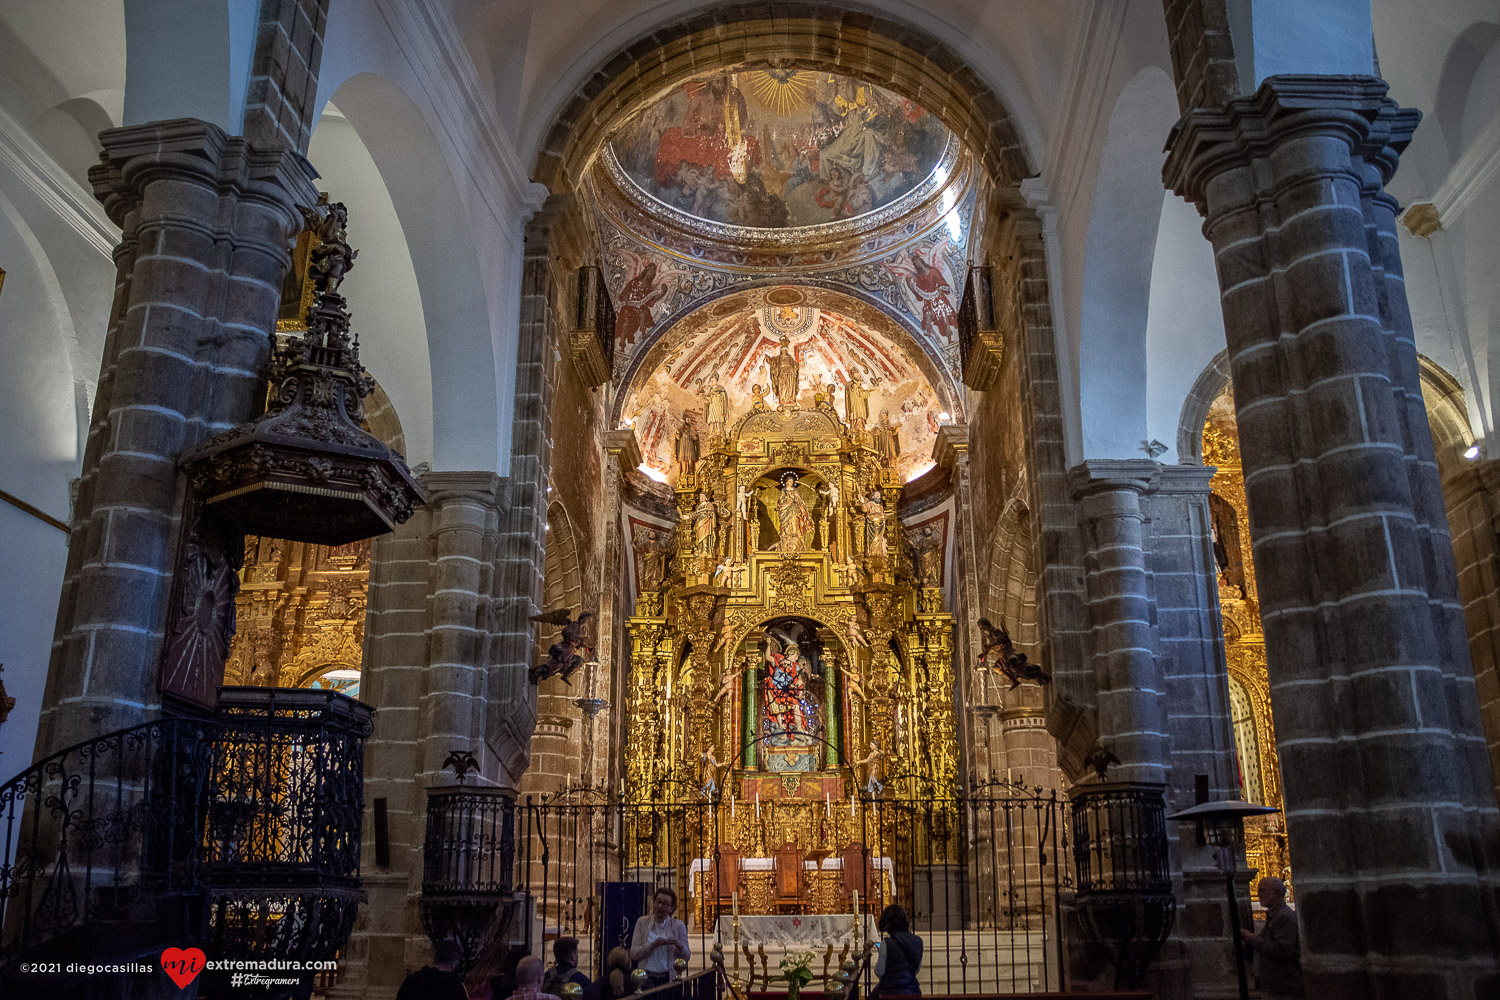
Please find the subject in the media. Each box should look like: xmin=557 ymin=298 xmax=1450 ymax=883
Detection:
xmin=1465 ymin=444 xmax=1480 ymax=460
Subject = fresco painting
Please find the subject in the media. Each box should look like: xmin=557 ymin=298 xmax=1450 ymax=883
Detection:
xmin=610 ymin=67 xmax=950 ymax=229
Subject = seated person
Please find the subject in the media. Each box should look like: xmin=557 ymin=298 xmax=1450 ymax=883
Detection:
xmin=582 ymin=948 xmax=632 ymax=1000
xmin=506 ymin=955 xmax=561 ymax=1000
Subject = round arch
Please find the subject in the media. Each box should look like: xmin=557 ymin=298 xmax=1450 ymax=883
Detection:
xmin=610 ymin=282 xmax=966 ymax=428
xmin=528 ymin=4 xmax=1035 ymax=196
xmin=319 ymin=73 xmax=500 ymax=473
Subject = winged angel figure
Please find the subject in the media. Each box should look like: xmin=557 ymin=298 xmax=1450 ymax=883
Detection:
xmin=757 ymin=472 xmax=820 ymax=553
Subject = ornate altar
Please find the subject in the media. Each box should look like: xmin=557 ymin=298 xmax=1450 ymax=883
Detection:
xmin=623 ymin=391 xmax=959 ymax=916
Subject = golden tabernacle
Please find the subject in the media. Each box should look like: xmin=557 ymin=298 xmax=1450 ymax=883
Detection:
xmin=623 ymin=379 xmax=959 ymax=919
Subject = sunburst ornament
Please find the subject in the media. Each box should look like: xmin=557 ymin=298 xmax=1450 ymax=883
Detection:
xmin=746 ymin=68 xmax=817 ymax=116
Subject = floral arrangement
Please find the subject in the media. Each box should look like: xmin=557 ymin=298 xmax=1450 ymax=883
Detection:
xmin=778 ymin=950 xmax=816 ymax=992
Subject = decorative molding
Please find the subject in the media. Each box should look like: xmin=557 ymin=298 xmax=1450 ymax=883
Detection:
xmin=0 ymin=102 xmax=118 ymax=257
xmin=1043 ymin=0 xmax=1131 ymax=225
xmin=1431 ymin=113 xmax=1500 ymax=229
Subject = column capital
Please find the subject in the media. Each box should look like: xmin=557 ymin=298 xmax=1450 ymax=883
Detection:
xmin=1163 ymin=74 xmax=1419 ymax=213
xmin=1068 ymin=459 xmax=1158 ymax=500
xmin=421 ymin=471 xmax=508 ymax=509
xmin=90 ymin=117 xmax=319 ymax=229
xmin=1152 ymin=463 xmax=1217 ymax=496
xmin=932 ymin=424 xmax=968 ymax=469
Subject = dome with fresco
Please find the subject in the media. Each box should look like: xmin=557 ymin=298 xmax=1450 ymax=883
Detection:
xmin=603 ymin=65 xmax=960 ymax=236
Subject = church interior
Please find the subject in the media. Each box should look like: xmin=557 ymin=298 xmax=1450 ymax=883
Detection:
xmin=0 ymin=2 xmax=1498 ymax=999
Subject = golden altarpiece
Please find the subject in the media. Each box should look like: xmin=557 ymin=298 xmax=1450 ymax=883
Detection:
xmin=623 ymin=395 xmax=960 ymax=919
xmin=1203 ymin=417 xmax=1291 ymax=890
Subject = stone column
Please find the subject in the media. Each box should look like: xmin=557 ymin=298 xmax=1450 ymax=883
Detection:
xmin=1070 ymin=460 xmax=1169 ymax=785
xmin=1146 ymin=466 xmax=1242 ymax=998
xmin=1165 ymin=76 xmax=1500 ymax=997
xmin=344 ymin=472 xmax=507 ymax=998
xmin=37 ymin=120 xmax=315 ymax=754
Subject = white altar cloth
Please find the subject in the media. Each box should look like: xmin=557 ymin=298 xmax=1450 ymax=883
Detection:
xmin=715 ymin=914 xmax=876 ymax=949
xmin=688 ymin=855 xmax=894 ymax=885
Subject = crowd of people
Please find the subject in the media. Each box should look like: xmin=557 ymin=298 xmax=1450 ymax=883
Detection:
xmin=397 ymin=888 xmax=690 ymax=1000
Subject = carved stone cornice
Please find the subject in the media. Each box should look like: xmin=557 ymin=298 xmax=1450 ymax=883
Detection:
xmin=1163 ymin=75 xmax=1419 ymax=212
xmin=932 ymin=425 xmax=969 ymax=470
xmin=1068 ymin=459 xmax=1158 ymax=500
xmin=422 ymin=471 xmax=508 ymax=510
xmin=604 ymin=428 xmax=643 ymax=472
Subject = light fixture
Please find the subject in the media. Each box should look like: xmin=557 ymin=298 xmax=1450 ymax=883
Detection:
xmin=1465 ymin=444 xmax=1480 ymax=460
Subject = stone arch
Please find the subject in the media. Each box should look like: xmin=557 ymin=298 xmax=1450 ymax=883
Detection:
xmin=529 ymin=4 xmax=1034 ymax=196
xmin=1078 ymin=65 xmax=1180 ymax=459
xmin=542 ymin=499 xmax=585 ymax=618
xmin=610 ymin=283 xmax=967 ymax=429
xmin=1434 ymin=22 xmax=1500 ymax=162
xmin=1176 ymin=349 xmax=1233 ymax=464
xmin=318 ymin=73 xmax=499 ymax=472
xmin=982 ymin=494 xmax=1040 ymax=655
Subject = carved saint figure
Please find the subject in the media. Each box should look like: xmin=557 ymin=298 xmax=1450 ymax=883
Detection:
xmin=701 ymin=747 xmax=723 ymax=798
xmin=843 ymin=373 xmax=883 ymax=428
xmin=674 ymin=417 xmax=702 ymax=475
xmin=861 ymin=490 xmax=889 ymax=557
xmin=759 ymin=472 xmax=817 ymax=552
xmin=635 ymin=528 xmax=670 ymax=592
xmin=911 ymin=525 xmax=942 ymax=587
xmin=766 ymin=335 xmax=800 ymax=406
xmin=853 ymin=741 xmax=884 ymax=796
xmin=762 ymin=634 xmax=816 ymax=736
xmin=702 ymin=372 xmax=730 ymax=441
xmin=692 ymin=491 xmax=722 ymax=559
xmin=875 ymin=411 xmax=902 ymax=465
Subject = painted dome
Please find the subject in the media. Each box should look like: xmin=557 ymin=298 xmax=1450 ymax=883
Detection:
xmin=607 ymin=66 xmax=952 ymax=231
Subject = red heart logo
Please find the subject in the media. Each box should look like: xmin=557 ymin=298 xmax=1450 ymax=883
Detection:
xmin=160 ymin=947 xmax=206 ymax=990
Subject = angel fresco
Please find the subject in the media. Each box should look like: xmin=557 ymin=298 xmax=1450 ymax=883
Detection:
xmin=758 ymin=472 xmax=818 ymax=552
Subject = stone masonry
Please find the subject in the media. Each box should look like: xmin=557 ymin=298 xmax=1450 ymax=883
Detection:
xmin=37 ymin=119 xmax=315 ymax=756
xmin=1165 ymin=76 xmax=1500 ymax=998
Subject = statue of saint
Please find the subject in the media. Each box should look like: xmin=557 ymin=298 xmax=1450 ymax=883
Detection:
xmin=767 ymin=335 xmax=800 ymax=406
xmin=875 ymin=411 xmax=902 ymax=464
xmin=759 ymin=472 xmax=817 ymax=552
xmin=843 ymin=373 xmax=883 ymax=428
xmin=634 ymin=528 xmax=670 ymax=591
xmin=673 ymin=417 xmax=701 ymax=475
xmin=911 ymin=525 xmax=942 ymax=586
xmin=702 ymin=372 xmax=730 ymax=441
xmin=692 ymin=491 xmax=724 ymax=559
xmin=861 ymin=490 xmax=889 ymax=557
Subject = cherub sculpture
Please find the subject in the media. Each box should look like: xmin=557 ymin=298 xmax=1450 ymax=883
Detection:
xmin=529 ymin=609 xmax=594 ymax=684
xmin=977 ymin=617 xmax=1052 ymax=690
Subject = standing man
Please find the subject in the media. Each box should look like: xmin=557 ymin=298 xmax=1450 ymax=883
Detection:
xmin=630 ymin=887 xmax=690 ymax=988
xmin=396 ymin=939 xmax=468 ymax=1000
xmin=506 ymin=955 xmax=562 ymax=1000
xmin=542 ymin=938 xmax=591 ymax=996
xmin=1240 ymin=877 xmax=1304 ymax=998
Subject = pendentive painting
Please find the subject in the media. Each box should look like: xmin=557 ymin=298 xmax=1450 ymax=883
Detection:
xmin=609 ymin=66 xmax=950 ymax=229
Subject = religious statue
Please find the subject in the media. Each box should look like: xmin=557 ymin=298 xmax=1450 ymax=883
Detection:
xmin=977 ymin=617 xmax=1053 ymax=689
xmin=529 ymin=609 xmax=593 ymax=685
xmin=750 ymin=383 xmax=771 ymax=413
xmin=845 ymin=615 xmax=870 ymax=649
xmin=759 ymin=472 xmax=818 ymax=552
xmin=674 ymin=418 xmax=702 ymax=475
xmin=767 ymin=335 xmax=800 ymax=407
xmin=813 ymin=378 xmax=839 ymax=413
xmin=635 ymin=527 xmax=671 ymax=592
xmin=853 ymin=741 xmax=884 ymax=796
xmin=875 ymin=411 xmax=901 ymax=465
xmin=300 ymin=200 xmax=358 ymax=294
xmin=701 ymin=372 xmax=730 ymax=441
xmin=860 ymin=490 xmax=889 ymax=557
xmin=763 ymin=633 xmax=816 ymax=736
xmin=843 ymin=372 xmax=882 ymax=429
xmin=713 ymin=660 xmax=744 ymax=702
xmin=701 ymin=747 xmax=724 ymax=798
xmin=692 ymin=491 xmax=726 ymax=560
xmin=911 ymin=525 xmax=942 ymax=587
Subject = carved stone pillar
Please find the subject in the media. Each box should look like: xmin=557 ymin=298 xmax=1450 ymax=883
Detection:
xmin=1165 ymin=75 xmax=1500 ymax=998
xmin=36 ymin=120 xmax=316 ymax=754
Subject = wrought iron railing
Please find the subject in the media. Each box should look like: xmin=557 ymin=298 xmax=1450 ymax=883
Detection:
xmin=1068 ymin=782 xmax=1175 ymax=989
xmin=420 ymin=785 xmax=517 ymax=969
xmin=956 ymin=264 xmax=991 ymax=369
xmin=0 ymin=687 xmax=372 ymax=970
xmin=486 ymin=782 xmax=1069 ymax=996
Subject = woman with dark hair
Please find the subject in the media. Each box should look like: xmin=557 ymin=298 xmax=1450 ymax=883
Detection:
xmin=870 ymin=904 xmax=923 ymax=998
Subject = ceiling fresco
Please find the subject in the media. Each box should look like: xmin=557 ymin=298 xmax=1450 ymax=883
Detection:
xmin=607 ymin=66 xmax=952 ymax=230
xmin=620 ymin=287 xmax=955 ymax=485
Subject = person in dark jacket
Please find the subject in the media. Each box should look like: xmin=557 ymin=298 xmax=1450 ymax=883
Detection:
xmin=1240 ymin=877 xmax=1304 ymax=998
xmin=870 ymin=904 xmax=923 ymax=998
xmin=397 ymin=938 xmax=469 ymax=1000
xmin=542 ymin=938 xmax=591 ymax=996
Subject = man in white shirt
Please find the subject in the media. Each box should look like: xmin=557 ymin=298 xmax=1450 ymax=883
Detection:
xmin=629 ymin=886 xmax=690 ymax=988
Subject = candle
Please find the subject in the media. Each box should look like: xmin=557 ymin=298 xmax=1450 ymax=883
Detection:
xmin=732 ymin=890 xmax=739 ymax=919
xmin=731 ymin=793 xmax=736 ymax=818
xmin=850 ymin=792 xmax=856 ymax=817
xmin=755 ymin=791 xmax=761 ymax=818
xmin=825 ymin=792 xmax=831 ymax=816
